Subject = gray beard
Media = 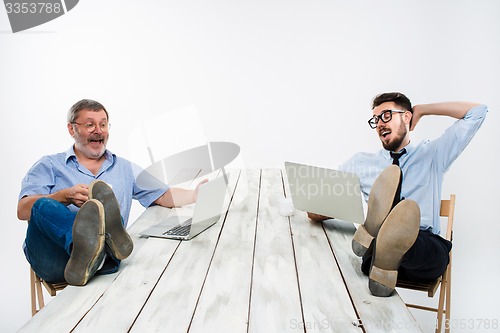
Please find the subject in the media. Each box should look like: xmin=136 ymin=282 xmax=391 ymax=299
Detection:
xmin=74 ymin=142 xmax=106 ymax=159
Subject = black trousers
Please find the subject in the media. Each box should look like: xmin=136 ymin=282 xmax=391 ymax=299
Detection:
xmin=361 ymin=230 xmax=452 ymax=282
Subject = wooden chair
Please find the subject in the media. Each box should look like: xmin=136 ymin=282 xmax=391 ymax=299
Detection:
xmin=25 ymin=219 xmax=68 ymax=316
xmin=30 ymin=267 xmax=68 ymax=316
xmin=396 ymin=194 xmax=455 ymax=333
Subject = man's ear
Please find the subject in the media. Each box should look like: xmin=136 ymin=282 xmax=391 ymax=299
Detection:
xmin=405 ymin=111 xmax=413 ymax=126
xmin=67 ymin=122 xmax=75 ymax=136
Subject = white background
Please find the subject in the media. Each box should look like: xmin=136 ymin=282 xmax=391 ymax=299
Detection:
xmin=1 ymin=1 xmax=499 ymax=332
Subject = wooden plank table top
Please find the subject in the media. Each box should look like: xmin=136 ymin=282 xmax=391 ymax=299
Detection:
xmin=19 ymin=169 xmax=422 ymax=333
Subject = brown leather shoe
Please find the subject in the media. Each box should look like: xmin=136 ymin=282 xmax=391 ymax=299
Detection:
xmin=64 ymin=199 xmax=106 ymax=286
xmin=368 ymin=199 xmax=420 ymax=297
xmin=89 ymin=180 xmax=133 ymax=260
xmin=352 ymin=165 xmax=401 ymax=256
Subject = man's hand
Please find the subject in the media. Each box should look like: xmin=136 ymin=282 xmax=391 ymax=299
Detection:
xmin=155 ymin=179 xmax=209 ymax=208
xmin=307 ymin=212 xmax=333 ymax=222
xmin=193 ymin=179 xmax=209 ymax=202
xmin=64 ymin=184 xmax=89 ymax=207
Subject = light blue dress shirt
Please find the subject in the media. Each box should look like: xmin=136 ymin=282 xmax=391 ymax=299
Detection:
xmin=340 ymin=104 xmax=487 ymax=234
xmin=19 ymin=146 xmax=169 ymax=226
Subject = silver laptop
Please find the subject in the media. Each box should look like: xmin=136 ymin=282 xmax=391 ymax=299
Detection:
xmin=139 ymin=176 xmax=227 ymax=240
xmin=284 ymin=161 xmax=364 ymax=224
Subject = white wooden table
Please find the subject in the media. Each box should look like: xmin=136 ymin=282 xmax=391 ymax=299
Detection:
xmin=19 ymin=169 xmax=422 ymax=333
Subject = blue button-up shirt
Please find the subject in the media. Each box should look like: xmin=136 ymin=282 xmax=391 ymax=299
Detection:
xmin=340 ymin=104 xmax=488 ymax=234
xmin=19 ymin=146 xmax=169 ymax=226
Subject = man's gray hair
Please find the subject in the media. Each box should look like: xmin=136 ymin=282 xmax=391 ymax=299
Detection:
xmin=67 ymin=99 xmax=109 ymax=123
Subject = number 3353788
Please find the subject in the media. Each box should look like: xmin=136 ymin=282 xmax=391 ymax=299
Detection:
xmin=5 ymin=2 xmax=62 ymax=14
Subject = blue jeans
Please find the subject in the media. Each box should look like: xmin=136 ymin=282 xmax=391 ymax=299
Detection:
xmin=24 ymin=198 xmax=120 ymax=283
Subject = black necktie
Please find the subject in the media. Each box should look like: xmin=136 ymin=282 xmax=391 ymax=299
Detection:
xmin=390 ymin=148 xmax=406 ymax=166
xmin=390 ymin=148 xmax=406 ymax=207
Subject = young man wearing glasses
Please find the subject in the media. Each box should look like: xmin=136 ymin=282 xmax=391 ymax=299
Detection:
xmin=309 ymin=92 xmax=487 ymax=296
xmin=18 ymin=99 xmax=206 ymax=286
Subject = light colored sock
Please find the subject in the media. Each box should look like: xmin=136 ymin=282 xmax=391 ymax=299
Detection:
xmin=97 ymin=253 xmax=107 ymax=271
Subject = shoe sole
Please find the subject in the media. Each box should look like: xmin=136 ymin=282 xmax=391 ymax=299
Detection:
xmin=352 ymin=165 xmax=401 ymax=256
xmin=89 ymin=180 xmax=133 ymax=260
xmin=64 ymin=199 xmax=106 ymax=286
xmin=368 ymin=199 xmax=420 ymax=297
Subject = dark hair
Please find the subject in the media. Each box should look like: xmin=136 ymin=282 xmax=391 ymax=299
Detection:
xmin=372 ymin=92 xmax=412 ymax=113
xmin=67 ymin=99 xmax=109 ymax=123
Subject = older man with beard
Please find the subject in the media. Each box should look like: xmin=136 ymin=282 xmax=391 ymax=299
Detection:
xmin=18 ymin=99 xmax=205 ymax=286
xmin=309 ymin=92 xmax=487 ymax=296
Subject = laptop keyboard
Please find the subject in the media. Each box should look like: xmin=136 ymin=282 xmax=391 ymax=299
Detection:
xmin=163 ymin=219 xmax=193 ymax=237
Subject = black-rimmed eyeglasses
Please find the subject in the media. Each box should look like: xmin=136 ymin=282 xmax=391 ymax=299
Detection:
xmin=368 ymin=110 xmax=406 ymax=129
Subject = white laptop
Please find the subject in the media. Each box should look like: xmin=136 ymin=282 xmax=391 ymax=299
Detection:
xmin=139 ymin=176 xmax=227 ymax=240
xmin=284 ymin=161 xmax=364 ymax=224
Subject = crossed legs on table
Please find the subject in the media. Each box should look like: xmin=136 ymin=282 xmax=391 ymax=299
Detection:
xmin=24 ymin=181 xmax=132 ymax=285
xmin=352 ymin=165 xmax=451 ymax=296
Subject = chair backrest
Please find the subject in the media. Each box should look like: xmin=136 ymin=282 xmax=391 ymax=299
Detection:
xmin=439 ymin=194 xmax=456 ymax=241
